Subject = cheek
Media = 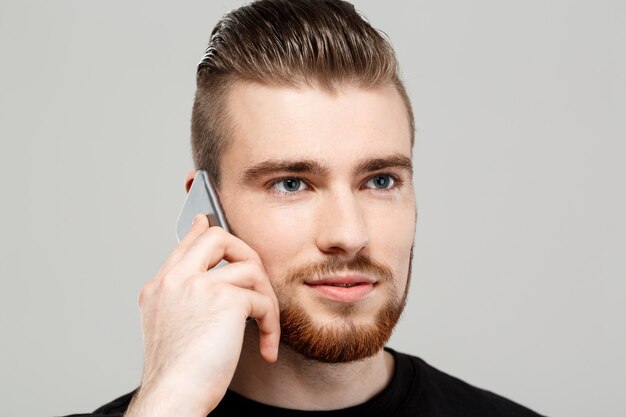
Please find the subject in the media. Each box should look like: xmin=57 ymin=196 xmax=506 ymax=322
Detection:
xmin=365 ymin=204 xmax=415 ymax=290
xmin=257 ymin=210 xmax=311 ymax=273
xmin=224 ymin=198 xmax=316 ymax=278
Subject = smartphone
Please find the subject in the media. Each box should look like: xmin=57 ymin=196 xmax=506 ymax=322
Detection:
xmin=176 ymin=171 xmax=250 ymax=321
xmin=175 ymin=170 xmax=229 ymax=242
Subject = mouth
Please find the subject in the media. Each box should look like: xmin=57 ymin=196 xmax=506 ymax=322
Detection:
xmin=305 ymin=275 xmax=376 ymax=302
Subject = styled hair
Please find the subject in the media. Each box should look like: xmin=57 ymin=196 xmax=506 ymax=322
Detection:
xmin=191 ymin=0 xmax=414 ymax=187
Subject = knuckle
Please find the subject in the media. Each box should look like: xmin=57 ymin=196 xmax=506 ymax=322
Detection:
xmin=195 ymin=227 xmax=225 ymax=249
xmin=250 ymin=251 xmax=265 ymax=266
xmin=250 ymin=252 xmax=264 ymax=268
xmin=157 ymin=273 xmax=177 ymax=292
xmin=138 ymin=282 xmax=155 ymax=307
xmin=242 ymin=260 xmax=262 ymax=276
xmin=256 ymin=295 xmax=274 ymax=318
xmin=252 ymin=263 xmax=270 ymax=284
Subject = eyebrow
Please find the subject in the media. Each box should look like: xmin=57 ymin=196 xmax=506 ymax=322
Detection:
xmin=241 ymin=160 xmax=329 ymax=183
xmin=353 ymin=155 xmax=413 ymax=176
xmin=240 ymin=154 xmax=413 ymax=183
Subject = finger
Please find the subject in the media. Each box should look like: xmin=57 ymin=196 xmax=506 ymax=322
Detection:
xmin=194 ymin=261 xmax=280 ymax=317
xmin=235 ymin=287 xmax=281 ymax=363
xmin=157 ymin=214 xmax=210 ymax=276
xmin=174 ymin=227 xmax=262 ymax=275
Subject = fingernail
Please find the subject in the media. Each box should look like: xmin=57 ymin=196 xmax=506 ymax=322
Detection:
xmin=192 ymin=214 xmax=204 ymax=225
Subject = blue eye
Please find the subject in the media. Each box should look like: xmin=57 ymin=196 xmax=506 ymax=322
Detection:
xmin=365 ymin=174 xmax=396 ymax=190
xmin=271 ymin=178 xmax=308 ymax=194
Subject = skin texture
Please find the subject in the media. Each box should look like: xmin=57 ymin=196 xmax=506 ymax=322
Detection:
xmin=126 ymin=82 xmax=416 ymax=416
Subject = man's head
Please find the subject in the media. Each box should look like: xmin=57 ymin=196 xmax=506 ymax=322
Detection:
xmin=191 ymin=0 xmax=414 ymax=188
xmin=187 ymin=0 xmax=416 ymax=363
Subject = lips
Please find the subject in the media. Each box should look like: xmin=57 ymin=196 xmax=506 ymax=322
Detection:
xmin=305 ymin=275 xmax=376 ymax=302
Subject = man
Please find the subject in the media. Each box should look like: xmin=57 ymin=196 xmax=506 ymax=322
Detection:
xmin=66 ymin=1 xmax=545 ymax=416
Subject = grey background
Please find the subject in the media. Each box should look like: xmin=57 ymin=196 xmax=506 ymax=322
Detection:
xmin=1 ymin=1 xmax=624 ymax=416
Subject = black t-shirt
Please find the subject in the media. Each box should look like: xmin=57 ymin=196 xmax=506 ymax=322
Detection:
xmin=61 ymin=348 xmax=546 ymax=417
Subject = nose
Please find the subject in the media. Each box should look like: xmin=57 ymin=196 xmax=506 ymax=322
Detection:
xmin=315 ymin=188 xmax=370 ymax=258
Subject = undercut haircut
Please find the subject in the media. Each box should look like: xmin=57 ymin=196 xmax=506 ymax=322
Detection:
xmin=191 ymin=0 xmax=414 ymax=187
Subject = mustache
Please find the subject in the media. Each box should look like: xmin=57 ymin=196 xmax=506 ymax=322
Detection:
xmin=284 ymin=253 xmax=394 ymax=285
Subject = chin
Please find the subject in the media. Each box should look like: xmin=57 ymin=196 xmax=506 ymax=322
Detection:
xmin=278 ymin=294 xmax=405 ymax=363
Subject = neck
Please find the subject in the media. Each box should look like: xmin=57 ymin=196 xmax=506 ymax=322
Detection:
xmin=229 ymin=323 xmax=395 ymax=410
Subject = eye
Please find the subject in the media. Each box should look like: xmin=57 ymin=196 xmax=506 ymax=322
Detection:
xmin=270 ymin=177 xmax=309 ymax=195
xmin=365 ymin=174 xmax=396 ymax=190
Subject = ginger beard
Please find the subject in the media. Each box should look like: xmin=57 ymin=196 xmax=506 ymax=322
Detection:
xmin=275 ymin=250 xmax=413 ymax=363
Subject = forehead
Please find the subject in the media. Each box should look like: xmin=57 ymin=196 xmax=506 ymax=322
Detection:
xmin=222 ymin=82 xmax=412 ymax=172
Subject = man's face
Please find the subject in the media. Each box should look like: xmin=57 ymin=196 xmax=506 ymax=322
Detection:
xmin=216 ymin=81 xmax=416 ymax=362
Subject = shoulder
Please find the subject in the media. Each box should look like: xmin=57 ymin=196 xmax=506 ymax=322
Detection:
xmin=389 ymin=349 xmax=547 ymax=417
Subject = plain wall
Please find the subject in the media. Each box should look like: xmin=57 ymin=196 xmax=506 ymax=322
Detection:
xmin=0 ymin=1 xmax=624 ymax=416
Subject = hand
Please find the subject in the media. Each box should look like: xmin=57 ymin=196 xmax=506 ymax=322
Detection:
xmin=125 ymin=215 xmax=280 ymax=417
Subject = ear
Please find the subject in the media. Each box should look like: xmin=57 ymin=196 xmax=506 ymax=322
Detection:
xmin=185 ymin=170 xmax=197 ymax=193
